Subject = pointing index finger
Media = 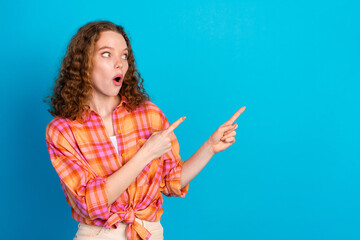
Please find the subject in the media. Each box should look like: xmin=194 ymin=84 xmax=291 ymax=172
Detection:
xmin=166 ymin=116 xmax=186 ymax=133
xmin=225 ymin=106 xmax=246 ymax=125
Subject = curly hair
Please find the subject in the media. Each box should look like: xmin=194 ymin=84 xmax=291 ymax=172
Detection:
xmin=47 ymin=20 xmax=150 ymax=121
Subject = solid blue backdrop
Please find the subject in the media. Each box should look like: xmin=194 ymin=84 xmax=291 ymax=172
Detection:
xmin=1 ymin=0 xmax=359 ymax=239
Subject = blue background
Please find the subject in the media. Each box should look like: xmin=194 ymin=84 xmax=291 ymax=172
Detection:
xmin=1 ymin=0 xmax=359 ymax=239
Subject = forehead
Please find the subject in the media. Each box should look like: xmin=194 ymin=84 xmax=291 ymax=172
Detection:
xmin=95 ymin=31 xmax=127 ymax=49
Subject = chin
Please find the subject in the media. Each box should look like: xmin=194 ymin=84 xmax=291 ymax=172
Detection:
xmin=110 ymin=89 xmax=122 ymax=96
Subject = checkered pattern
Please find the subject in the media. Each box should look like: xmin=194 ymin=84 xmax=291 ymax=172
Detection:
xmin=46 ymin=97 xmax=189 ymax=240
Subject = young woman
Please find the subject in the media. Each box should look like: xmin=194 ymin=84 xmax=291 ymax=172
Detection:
xmin=46 ymin=20 xmax=245 ymax=240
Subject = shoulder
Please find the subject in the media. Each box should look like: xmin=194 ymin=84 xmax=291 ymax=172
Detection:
xmin=46 ymin=117 xmax=70 ymax=133
xmin=142 ymin=101 xmax=162 ymax=112
xmin=45 ymin=117 xmax=73 ymax=143
xmin=134 ymin=101 xmax=165 ymax=117
xmin=144 ymin=101 xmax=167 ymax=118
xmin=137 ymin=101 xmax=168 ymax=130
xmin=46 ymin=117 xmax=69 ymax=131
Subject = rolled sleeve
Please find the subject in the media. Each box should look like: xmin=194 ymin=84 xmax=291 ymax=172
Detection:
xmin=158 ymin=112 xmax=189 ymax=197
xmin=160 ymin=159 xmax=189 ymax=197
xmin=85 ymin=177 xmax=110 ymax=219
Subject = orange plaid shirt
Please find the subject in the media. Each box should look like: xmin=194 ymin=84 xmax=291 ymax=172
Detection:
xmin=45 ymin=97 xmax=189 ymax=240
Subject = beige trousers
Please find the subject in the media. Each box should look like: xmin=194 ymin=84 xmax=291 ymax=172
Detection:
xmin=73 ymin=218 xmax=163 ymax=240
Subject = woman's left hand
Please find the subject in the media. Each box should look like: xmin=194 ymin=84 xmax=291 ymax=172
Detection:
xmin=207 ymin=106 xmax=246 ymax=154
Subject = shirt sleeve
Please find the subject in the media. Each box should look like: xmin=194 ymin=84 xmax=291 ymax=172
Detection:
xmin=45 ymin=119 xmax=110 ymax=221
xmin=157 ymin=111 xmax=189 ymax=197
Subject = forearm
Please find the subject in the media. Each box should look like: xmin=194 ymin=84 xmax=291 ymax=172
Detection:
xmin=180 ymin=139 xmax=215 ymax=188
xmin=106 ymin=149 xmax=152 ymax=206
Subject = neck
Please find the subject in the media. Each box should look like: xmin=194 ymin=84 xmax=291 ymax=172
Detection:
xmin=88 ymin=94 xmax=121 ymax=118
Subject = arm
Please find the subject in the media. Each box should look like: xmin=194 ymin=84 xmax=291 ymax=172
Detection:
xmin=46 ymin=125 xmax=110 ymax=220
xmin=46 ymin=116 xmax=186 ymax=217
xmin=180 ymin=140 xmax=215 ymax=189
xmin=107 ymin=116 xmax=188 ymax=203
xmin=180 ymin=107 xmax=246 ymax=188
xmin=105 ymin=143 xmax=163 ymax=205
xmin=105 ymin=149 xmax=151 ymax=206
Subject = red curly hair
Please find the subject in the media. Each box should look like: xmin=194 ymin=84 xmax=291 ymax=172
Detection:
xmin=48 ymin=21 xmax=150 ymax=121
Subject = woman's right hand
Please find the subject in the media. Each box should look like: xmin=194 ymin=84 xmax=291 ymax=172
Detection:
xmin=140 ymin=116 xmax=186 ymax=162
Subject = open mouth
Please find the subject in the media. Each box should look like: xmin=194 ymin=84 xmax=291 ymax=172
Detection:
xmin=113 ymin=74 xmax=123 ymax=86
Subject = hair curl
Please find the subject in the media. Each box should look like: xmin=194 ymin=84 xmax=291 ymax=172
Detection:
xmin=47 ymin=20 xmax=150 ymax=121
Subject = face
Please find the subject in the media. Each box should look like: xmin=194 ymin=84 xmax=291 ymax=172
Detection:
xmin=90 ymin=30 xmax=129 ymax=100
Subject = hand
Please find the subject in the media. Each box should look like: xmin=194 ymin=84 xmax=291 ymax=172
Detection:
xmin=140 ymin=116 xmax=186 ymax=162
xmin=207 ymin=107 xmax=246 ymax=154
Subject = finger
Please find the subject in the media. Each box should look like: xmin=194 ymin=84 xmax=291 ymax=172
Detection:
xmin=218 ymin=123 xmax=237 ymax=134
xmin=221 ymin=137 xmax=235 ymax=143
xmin=223 ymin=123 xmax=238 ymax=135
xmin=221 ymin=131 xmax=237 ymax=141
xmin=223 ymin=106 xmax=246 ymax=125
xmin=165 ymin=116 xmax=186 ymax=134
xmin=221 ymin=131 xmax=236 ymax=140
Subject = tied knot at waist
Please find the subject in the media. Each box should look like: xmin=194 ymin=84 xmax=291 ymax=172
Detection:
xmin=104 ymin=207 xmax=151 ymax=240
xmin=123 ymin=207 xmax=135 ymax=224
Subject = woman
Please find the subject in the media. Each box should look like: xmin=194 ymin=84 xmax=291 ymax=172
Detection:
xmin=46 ymin=20 xmax=245 ymax=240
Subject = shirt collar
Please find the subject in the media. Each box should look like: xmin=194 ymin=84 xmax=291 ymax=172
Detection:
xmin=116 ymin=95 xmax=128 ymax=110
xmin=79 ymin=95 xmax=128 ymax=122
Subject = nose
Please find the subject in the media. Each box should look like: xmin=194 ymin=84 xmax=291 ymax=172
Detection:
xmin=114 ymin=58 xmax=123 ymax=69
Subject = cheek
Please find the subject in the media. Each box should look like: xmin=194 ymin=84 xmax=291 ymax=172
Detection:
xmin=90 ymin=67 xmax=101 ymax=81
xmin=124 ymin=62 xmax=129 ymax=74
xmin=92 ymin=61 xmax=110 ymax=76
xmin=91 ymin=60 xmax=101 ymax=76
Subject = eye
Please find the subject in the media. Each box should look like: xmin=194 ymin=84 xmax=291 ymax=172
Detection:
xmin=122 ymin=53 xmax=128 ymax=60
xmin=102 ymin=52 xmax=110 ymax=58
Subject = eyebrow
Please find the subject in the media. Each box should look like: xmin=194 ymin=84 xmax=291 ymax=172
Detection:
xmin=97 ymin=46 xmax=128 ymax=51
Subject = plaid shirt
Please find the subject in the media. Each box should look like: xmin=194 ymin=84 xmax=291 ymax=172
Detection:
xmin=45 ymin=97 xmax=189 ymax=240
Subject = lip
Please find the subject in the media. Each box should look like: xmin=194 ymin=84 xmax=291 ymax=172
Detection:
xmin=113 ymin=73 xmax=123 ymax=81
xmin=112 ymin=74 xmax=123 ymax=86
